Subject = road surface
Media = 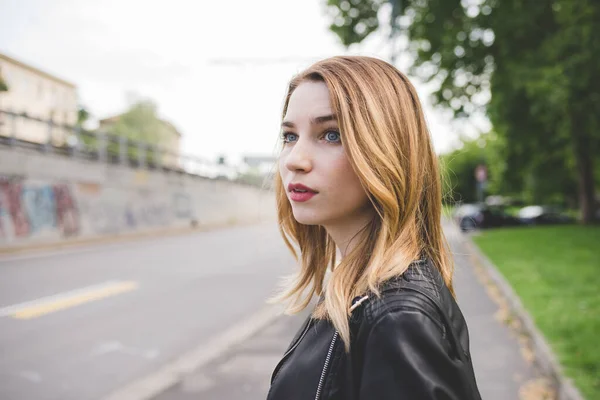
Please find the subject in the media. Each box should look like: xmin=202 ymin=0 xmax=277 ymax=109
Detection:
xmin=0 ymin=223 xmax=293 ymax=400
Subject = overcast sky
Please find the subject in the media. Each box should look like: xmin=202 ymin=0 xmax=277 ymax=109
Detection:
xmin=0 ymin=0 xmax=482 ymax=165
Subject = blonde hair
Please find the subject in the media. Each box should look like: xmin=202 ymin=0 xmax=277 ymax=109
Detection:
xmin=272 ymin=56 xmax=453 ymax=351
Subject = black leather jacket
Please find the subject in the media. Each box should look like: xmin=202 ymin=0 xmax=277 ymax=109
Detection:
xmin=267 ymin=259 xmax=482 ymax=400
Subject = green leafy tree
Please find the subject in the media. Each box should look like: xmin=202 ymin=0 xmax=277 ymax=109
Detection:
xmin=105 ymin=100 xmax=169 ymax=145
xmin=441 ymin=132 xmax=504 ymax=204
xmin=73 ymin=105 xmax=98 ymax=151
xmin=76 ymin=105 xmax=89 ymax=127
xmin=325 ymin=0 xmax=599 ymax=223
xmin=101 ymin=100 xmax=175 ymax=165
xmin=0 ymin=65 xmax=8 ymax=92
xmin=0 ymin=72 xmax=8 ymax=121
xmin=441 ymin=138 xmax=486 ymax=204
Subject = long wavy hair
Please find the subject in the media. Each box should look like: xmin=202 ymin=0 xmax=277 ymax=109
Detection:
xmin=272 ymin=56 xmax=453 ymax=351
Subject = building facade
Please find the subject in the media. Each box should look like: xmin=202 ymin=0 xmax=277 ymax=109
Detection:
xmin=0 ymin=52 xmax=78 ymax=146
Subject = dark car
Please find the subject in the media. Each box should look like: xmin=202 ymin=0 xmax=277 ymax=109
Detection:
xmin=517 ymin=205 xmax=575 ymax=226
xmin=453 ymin=203 xmax=520 ymax=232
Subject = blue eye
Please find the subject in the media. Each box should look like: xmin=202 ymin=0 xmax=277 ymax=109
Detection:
xmin=282 ymin=133 xmax=298 ymax=143
xmin=324 ymin=131 xmax=341 ymax=143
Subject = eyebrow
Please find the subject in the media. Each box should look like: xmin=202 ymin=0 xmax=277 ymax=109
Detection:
xmin=281 ymin=114 xmax=337 ymax=128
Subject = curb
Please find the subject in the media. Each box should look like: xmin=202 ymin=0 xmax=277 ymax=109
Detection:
xmin=0 ymin=226 xmax=197 ymax=256
xmin=101 ymin=304 xmax=284 ymax=400
xmin=461 ymin=229 xmax=585 ymax=400
xmin=0 ymin=217 xmax=274 ymax=257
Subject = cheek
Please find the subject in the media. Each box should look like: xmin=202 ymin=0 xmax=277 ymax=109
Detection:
xmin=278 ymin=156 xmax=287 ymax=179
xmin=327 ymin=152 xmax=367 ymax=201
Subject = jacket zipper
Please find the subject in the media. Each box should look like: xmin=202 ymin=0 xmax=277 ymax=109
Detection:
xmin=313 ymin=295 xmax=368 ymax=400
xmin=314 ymin=331 xmax=338 ymax=400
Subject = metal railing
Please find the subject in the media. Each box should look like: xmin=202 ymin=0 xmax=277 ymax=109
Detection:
xmin=0 ymin=109 xmax=249 ymax=182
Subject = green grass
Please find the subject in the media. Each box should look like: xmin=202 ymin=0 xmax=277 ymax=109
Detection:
xmin=472 ymin=225 xmax=600 ymax=398
xmin=503 ymin=206 xmax=521 ymax=216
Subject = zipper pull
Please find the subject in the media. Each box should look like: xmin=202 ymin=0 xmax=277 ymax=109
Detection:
xmin=350 ymin=295 xmax=369 ymax=312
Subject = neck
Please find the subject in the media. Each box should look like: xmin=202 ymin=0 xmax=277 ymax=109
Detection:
xmin=324 ymin=208 xmax=375 ymax=259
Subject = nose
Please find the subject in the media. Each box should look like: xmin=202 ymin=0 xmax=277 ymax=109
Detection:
xmin=283 ymin=138 xmax=313 ymax=173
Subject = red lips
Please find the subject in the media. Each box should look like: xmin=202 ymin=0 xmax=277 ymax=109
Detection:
xmin=287 ymin=183 xmax=318 ymax=193
xmin=287 ymin=183 xmax=318 ymax=202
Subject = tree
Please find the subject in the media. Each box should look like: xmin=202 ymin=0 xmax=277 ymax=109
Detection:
xmin=325 ymin=0 xmax=599 ymax=223
xmin=98 ymin=100 xmax=178 ymax=166
xmin=441 ymin=138 xmax=487 ymax=204
xmin=0 ymin=77 xmax=7 ymax=92
xmin=440 ymin=132 xmax=506 ymax=205
xmin=76 ymin=105 xmax=90 ymax=127
xmin=0 ymin=64 xmax=8 ymax=93
xmin=0 ymin=71 xmax=8 ymax=119
xmin=103 ymin=100 xmax=170 ymax=145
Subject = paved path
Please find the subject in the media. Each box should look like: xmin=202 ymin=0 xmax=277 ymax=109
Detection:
xmin=0 ymin=223 xmax=294 ymax=400
xmin=154 ymin=220 xmax=543 ymax=400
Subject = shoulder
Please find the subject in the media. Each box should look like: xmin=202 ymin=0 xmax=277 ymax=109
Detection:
xmin=347 ymin=262 xmax=482 ymax=400
xmin=359 ymin=259 xmax=448 ymax=332
xmin=349 ymin=283 xmax=453 ymax=371
xmin=363 ymin=260 xmax=445 ymax=323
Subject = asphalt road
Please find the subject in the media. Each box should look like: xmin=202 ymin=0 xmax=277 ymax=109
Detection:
xmin=0 ymin=223 xmax=294 ymax=400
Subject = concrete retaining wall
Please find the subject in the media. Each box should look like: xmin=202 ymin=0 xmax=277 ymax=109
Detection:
xmin=0 ymin=147 xmax=276 ymax=248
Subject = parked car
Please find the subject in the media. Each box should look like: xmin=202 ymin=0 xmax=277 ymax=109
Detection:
xmin=453 ymin=203 xmax=520 ymax=232
xmin=517 ymin=205 xmax=575 ymax=226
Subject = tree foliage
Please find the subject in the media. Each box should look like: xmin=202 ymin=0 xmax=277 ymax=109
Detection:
xmin=104 ymin=100 xmax=171 ymax=146
xmin=76 ymin=105 xmax=89 ymax=127
xmin=0 ymin=67 xmax=8 ymax=92
xmin=441 ymin=132 xmax=578 ymax=208
xmin=440 ymin=137 xmax=487 ymax=204
xmin=325 ymin=0 xmax=599 ymax=222
xmin=94 ymin=100 xmax=179 ymax=167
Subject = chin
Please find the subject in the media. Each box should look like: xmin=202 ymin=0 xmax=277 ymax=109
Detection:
xmin=291 ymin=209 xmax=325 ymax=226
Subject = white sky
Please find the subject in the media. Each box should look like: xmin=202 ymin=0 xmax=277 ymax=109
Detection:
xmin=0 ymin=0 xmax=484 ymax=165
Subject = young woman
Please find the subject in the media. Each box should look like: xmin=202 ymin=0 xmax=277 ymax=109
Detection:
xmin=267 ymin=56 xmax=482 ymax=400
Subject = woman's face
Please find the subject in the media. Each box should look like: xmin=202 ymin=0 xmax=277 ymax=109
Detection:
xmin=279 ymin=81 xmax=372 ymax=228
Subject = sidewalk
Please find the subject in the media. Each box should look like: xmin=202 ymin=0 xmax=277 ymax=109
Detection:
xmin=444 ymin=220 xmax=552 ymax=399
xmin=153 ymin=308 xmax=312 ymax=400
xmin=152 ymin=221 xmax=549 ymax=400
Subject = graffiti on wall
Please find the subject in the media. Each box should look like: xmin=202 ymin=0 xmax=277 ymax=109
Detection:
xmin=0 ymin=175 xmax=196 ymax=244
xmin=54 ymin=184 xmax=80 ymax=236
xmin=0 ymin=176 xmax=80 ymax=240
xmin=0 ymin=176 xmax=29 ymax=238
